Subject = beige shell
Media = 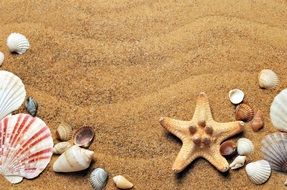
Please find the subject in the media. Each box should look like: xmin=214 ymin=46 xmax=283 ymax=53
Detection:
xmin=53 ymin=142 xmax=72 ymax=155
xmin=220 ymin=140 xmax=236 ymax=156
xmin=229 ymin=156 xmax=246 ymax=170
xmin=245 ymin=160 xmax=271 ymax=185
xmin=258 ymin=69 xmax=279 ymax=89
xmin=73 ymin=126 xmax=95 ymax=148
xmin=237 ymin=138 xmax=254 ymax=156
xmin=53 ymin=145 xmax=94 ymax=172
xmin=229 ymin=89 xmax=244 ymax=104
xmin=56 ymin=122 xmax=73 ymax=141
xmin=235 ymin=104 xmax=254 ymax=122
xmin=250 ymin=110 xmax=264 ymax=132
xmin=113 ymin=175 xmax=134 ymax=189
xmin=0 ymin=51 xmax=4 ymax=66
xmin=270 ymin=89 xmax=287 ymax=132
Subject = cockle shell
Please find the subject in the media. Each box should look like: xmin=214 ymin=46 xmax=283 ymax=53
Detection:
xmin=7 ymin=33 xmax=30 ymax=54
xmin=270 ymin=89 xmax=287 ymax=132
xmin=53 ymin=145 xmax=94 ymax=172
xmin=25 ymin=96 xmax=38 ymax=117
xmin=73 ymin=126 xmax=95 ymax=148
xmin=245 ymin=160 xmax=271 ymax=185
xmin=220 ymin=140 xmax=236 ymax=156
xmin=0 ymin=51 xmax=4 ymax=66
xmin=0 ymin=70 xmax=26 ymax=120
xmin=0 ymin=113 xmax=53 ymax=184
xmin=90 ymin=168 xmax=108 ymax=190
xmin=237 ymin=138 xmax=254 ymax=155
xmin=261 ymin=132 xmax=287 ymax=172
xmin=56 ymin=122 xmax=73 ymax=141
xmin=229 ymin=155 xmax=246 ymax=170
xmin=113 ymin=175 xmax=134 ymax=189
xmin=229 ymin=89 xmax=244 ymax=104
xmin=53 ymin=142 xmax=72 ymax=155
xmin=250 ymin=110 xmax=264 ymax=132
xmin=258 ymin=69 xmax=279 ymax=89
xmin=235 ymin=104 xmax=254 ymax=122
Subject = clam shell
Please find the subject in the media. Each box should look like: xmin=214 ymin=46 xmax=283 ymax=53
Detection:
xmin=235 ymin=104 xmax=254 ymax=122
xmin=245 ymin=160 xmax=271 ymax=185
xmin=229 ymin=155 xmax=246 ymax=170
xmin=250 ymin=110 xmax=264 ymax=132
xmin=7 ymin=33 xmax=30 ymax=54
xmin=237 ymin=138 xmax=254 ymax=156
xmin=0 ymin=114 xmax=53 ymax=184
xmin=73 ymin=126 xmax=95 ymax=148
xmin=90 ymin=168 xmax=108 ymax=190
xmin=113 ymin=175 xmax=134 ymax=189
xmin=270 ymin=89 xmax=287 ymax=132
xmin=220 ymin=140 xmax=236 ymax=156
xmin=56 ymin=122 xmax=73 ymax=141
xmin=258 ymin=69 xmax=279 ymax=89
xmin=53 ymin=145 xmax=94 ymax=172
xmin=261 ymin=132 xmax=287 ymax=172
xmin=25 ymin=96 xmax=38 ymax=117
xmin=53 ymin=142 xmax=72 ymax=155
xmin=0 ymin=51 xmax=4 ymax=66
xmin=229 ymin=89 xmax=244 ymax=104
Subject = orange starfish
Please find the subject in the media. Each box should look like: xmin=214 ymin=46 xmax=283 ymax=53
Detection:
xmin=160 ymin=92 xmax=244 ymax=173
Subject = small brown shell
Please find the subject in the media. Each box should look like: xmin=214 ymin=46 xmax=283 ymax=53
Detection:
xmin=250 ymin=110 xmax=264 ymax=132
xmin=220 ymin=140 xmax=237 ymax=156
xmin=73 ymin=126 xmax=95 ymax=148
xmin=56 ymin=122 xmax=73 ymax=141
xmin=235 ymin=104 xmax=254 ymax=122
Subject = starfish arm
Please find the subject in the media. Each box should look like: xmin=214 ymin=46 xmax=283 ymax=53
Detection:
xmin=204 ymin=148 xmax=229 ymax=172
xmin=213 ymin=121 xmax=244 ymax=142
xmin=192 ymin=92 xmax=213 ymax=122
xmin=159 ymin=117 xmax=190 ymax=140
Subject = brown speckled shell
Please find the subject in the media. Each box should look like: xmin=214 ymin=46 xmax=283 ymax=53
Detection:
xmin=235 ymin=104 xmax=254 ymax=122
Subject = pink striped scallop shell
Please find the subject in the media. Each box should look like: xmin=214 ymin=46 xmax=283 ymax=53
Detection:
xmin=0 ymin=113 xmax=53 ymax=184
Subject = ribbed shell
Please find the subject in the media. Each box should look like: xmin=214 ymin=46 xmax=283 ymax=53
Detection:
xmin=261 ymin=132 xmax=287 ymax=172
xmin=237 ymin=138 xmax=254 ymax=155
xmin=270 ymin=89 xmax=287 ymax=132
xmin=235 ymin=104 xmax=254 ymax=122
xmin=25 ymin=96 xmax=38 ymax=117
xmin=7 ymin=33 xmax=30 ymax=54
xmin=258 ymin=69 xmax=279 ymax=89
xmin=0 ymin=71 xmax=26 ymax=120
xmin=0 ymin=114 xmax=53 ymax=184
xmin=245 ymin=160 xmax=271 ymax=185
xmin=90 ymin=168 xmax=108 ymax=190
xmin=0 ymin=52 xmax=4 ymax=66
xmin=56 ymin=122 xmax=73 ymax=141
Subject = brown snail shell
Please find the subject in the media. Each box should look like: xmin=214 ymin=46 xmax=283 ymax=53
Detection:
xmin=73 ymin=126 xmax=95 ymax=148
xmin=250 ymin=110 xmax=264 ymax=132
xmin=235 ymin=104 xmax=254 ymax=122
xmin=56 ymin=122 xmax=73 ymax=141
xmin=220 ymin=140 xmax=237 ymax=156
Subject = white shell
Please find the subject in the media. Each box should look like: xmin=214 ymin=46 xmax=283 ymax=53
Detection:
xmin=229 ymin=89 xmax=244 ymax=104
xmin=0 ymin=51 xmax=4 ymax=66
xmin=53 ymin=142 xmax=72 ymax=155
xmin=258 ymin=69 xmax=279 ymax=89
xmin=270 ymin=89 xmax=287 ymax=132
xmin=0 ymin=71 xmax=26 ymax=120
xmin=261 ymin=132 xmax=287 ymax=172
xmin=245 ymin=160 xmax=271 ymax=185
xmin=113 ymin=175 xmax=134 ymax=189
xmin=90 ymin=168 xmax=108 ymax=190
xmin=229 ymin=156 xmax=246 ymax=170
xmin=53 ymin=145 xmax=94 ymax=172
xmin=7 ymin=33 xmax=30 ymax=54
xmin=237 ymin=138 xmax=254 ymax=155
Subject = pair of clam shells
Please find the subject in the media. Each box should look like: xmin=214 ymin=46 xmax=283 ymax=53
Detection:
xmin=245 ymin=160 xmax=271 ymax=185
xmin=258 ymin=69 xmax=279 ymax=89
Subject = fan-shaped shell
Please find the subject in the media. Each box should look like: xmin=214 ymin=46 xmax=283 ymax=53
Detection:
xmin=261 ymin=132 xmax=287 ymax=172
xmin=25 ymin=96 xmax=38 ymax=117
xmin=7 ymin=33 xmax=30 ymax=54
xmin=250 ymin=110 xmax=264 ymax=132
xmin=113 ymin=175 xmax=134 ymax=189
xmin=235 ymin=104 xmax=254 ymax=122
xmin=73 ymin=126 xmax=95 ymax=148
xmin=258 ymin=69 xmax=279 ymax=89
xmin=56 ymin=122 xmax=73 ymax=141
xmin=220 ymin=140 xmax=236 ymax=156
xmin=229 ymin=155 xmax=246 ymax=170
xmin=270 ymin=89 xmax=287 ymax=132
xmin=90 ymin=168 xmax=108 ymax=190
xmin=0 ymin=51 xmax=4 ymax=66
xmin=229 ymin=89 xmax=244 ymax=104
xmin=0 ymin=113 xmax=53 ymax=184
xmin=237 ymin=138 xmax=254 ymax=155
xmin=0 ymin=71 xmax=26 ymax=120
xmin=53 ymin=142 xmax=72 ymax=155
xmin=245 ymin=160 xmax=271 ymax=185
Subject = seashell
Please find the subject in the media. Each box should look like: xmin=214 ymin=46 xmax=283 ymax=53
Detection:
xmin=245 ymin=160 xmax=271 ymax=185
xmin=113 ymin=175 xmax=134 ymax=189
xmin=270 ymin=89 xmax=287 ymax=132
xmin=229 ymin=155 xmax=246 ymax=170
xmin=229 ymin=89 xmax=244 ymax=104
xmin=250 ymin=110 xmax=264 ymax=132
xmin=73 ymin=126 xmax=95 ymax=148
xmin=53 ymin=142 xmax=72 ymax=155
xmin=90 ymin=168 xmax=108 ymax=190
xmin=56 ymin=122 xmax=73 ymax=141
xmin=235 ymin=104 xmax=254 ymax=122
xmin=25 ymin=96 xmax=38 ymax=117
xmin=0 ymin=51 xmax=4 ymax=66
xmin=258 ymin=69 xmax=279 ymax=89
xmin=237 ymin=138 xmax=254 ymax=156
xmin=220 ymin=140 xmax=236 ymax=156
xmin=53 ymin=145 xmax=94 ymax=172
xmin=261 ymin=132 xmax=287 ymax=172
xmin=0 ymin=71 xmax=26 ymax=120
xmin=0 ymin=113 xmax=53 ymax=184
xmin=7 ymin=33 xmax=30 ymax=54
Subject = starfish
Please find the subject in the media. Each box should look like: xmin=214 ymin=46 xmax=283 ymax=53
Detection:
xmin=160 ymin=92 xmax=244 ymax=173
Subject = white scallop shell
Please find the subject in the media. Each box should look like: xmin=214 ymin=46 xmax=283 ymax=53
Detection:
xmin=0 ymin=52 xmax=4 ymax=66
xmin=90 ymin=168 xmax=108 ymax=190
xmin=245 ymin=160 xmax=271 ymax=185
xmin=237 ymin=138 xmax=254 ymax=156
xmin=261 ymin=132 xmax=287 ymax=172
xmin=0 ymin=113 xmax=53 ymax=184
xmin=113 ymin=175 xmax=134 ymax=189
xmin=7 ymin=33 xmax=30 ymax=54
xmin=270 ymin=89 xmax=287 ymax=132
xmin=53 ymin=145 xmax=94 ymax=172
xmin=229 ymin=155 xmax=246 ymax=170
xmin=258 ymin=69 xmax=279 ymax=89
xmin=229 ymin=89 xmax=244 ymax=104
xmin=0 ymin=71 xmax=26 ymax=120
xmin=53 ymin=142 xmax=72 ymax=155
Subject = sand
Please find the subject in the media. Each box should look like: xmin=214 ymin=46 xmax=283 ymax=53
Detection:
xmin=0 ymin=0 xmax=287 ymax=189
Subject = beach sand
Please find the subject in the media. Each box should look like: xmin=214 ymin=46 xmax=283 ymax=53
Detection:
xmin=0 ymin=0 xmax=287 ymax=189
